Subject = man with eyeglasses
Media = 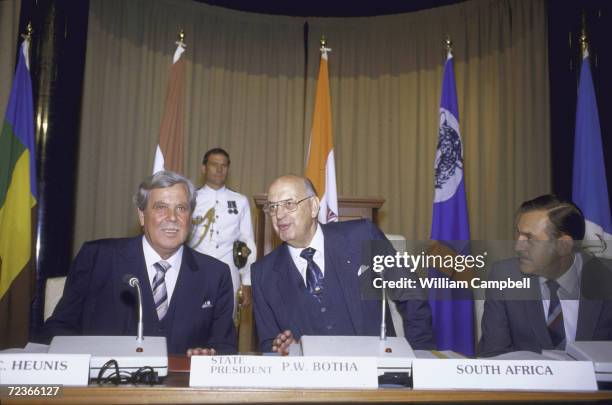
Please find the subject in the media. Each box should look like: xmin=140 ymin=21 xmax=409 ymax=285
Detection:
xmin=251 ymin=175 xmax=435 ymax=355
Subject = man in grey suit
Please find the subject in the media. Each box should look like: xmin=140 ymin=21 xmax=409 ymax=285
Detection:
xmin=478 ymin=194 xmax=612 ymax=357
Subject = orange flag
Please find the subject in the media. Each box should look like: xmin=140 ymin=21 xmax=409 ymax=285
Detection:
xmin=305 ymin=40 xmax=338 ymax=223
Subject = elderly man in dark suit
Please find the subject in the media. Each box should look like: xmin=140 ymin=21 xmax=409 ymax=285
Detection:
xmin=41 ymin=171 xmax=236 ymax=355
xmin=252 ymin=175 xmax=434 ymax=355
xmin=478 ymin=194 xmax=612 ymax=357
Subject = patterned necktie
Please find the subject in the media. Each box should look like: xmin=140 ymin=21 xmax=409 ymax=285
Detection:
xmin=546 ymin=279 xmax=565 ymax=349
xmin=153 ymin=261 xmax=171 ymax=321
xmin=300 ymin=247 xmax=324 ymax=297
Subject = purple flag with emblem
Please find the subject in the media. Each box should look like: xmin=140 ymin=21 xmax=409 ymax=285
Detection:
xmin=429 ymin=51 xmax=474 ymax=356
xmin=572 ymin=49 xmax=612 ymax=258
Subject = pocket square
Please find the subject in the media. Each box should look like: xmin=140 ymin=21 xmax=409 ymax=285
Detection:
xmin=201 ymin=300 xmax=214 ymax=309
xmin=357 ymin=265 xmax=369 ymax=276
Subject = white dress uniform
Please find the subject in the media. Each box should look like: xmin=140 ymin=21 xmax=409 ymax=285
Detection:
xmin=189 ymin=185 xmax=256 ymax=311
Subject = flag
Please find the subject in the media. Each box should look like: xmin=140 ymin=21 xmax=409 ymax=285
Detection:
xmin=429 ymin=51 xmax=474 ymax=356
xmin=305 ymin=42 xmax=338 ymax=224
xmin=572 ymin=49 xmax=612 ymax=258
xmin=153 ymin=38 xmax=186 ymax=175
xmin=0 ymin=38 xmax=37 ymax=348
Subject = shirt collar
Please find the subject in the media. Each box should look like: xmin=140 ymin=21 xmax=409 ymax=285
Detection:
xmin=202 ymin=184 xmax=226 ymax=193
xmin=141 ymin=235 xmax=183 ymax=272
xmin=287 ymin=223 xmax=324 ymax=262
xmin=539 ymin=252 xmax=582 ymax=298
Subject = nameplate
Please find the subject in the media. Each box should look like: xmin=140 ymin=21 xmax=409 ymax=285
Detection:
xmin=0 ymin=354 xmax=90 ymax=386
xmin=189 ymin=356 xmax=378 ymax=389
xmin=412 ymin=359 xmax=597 ymax=391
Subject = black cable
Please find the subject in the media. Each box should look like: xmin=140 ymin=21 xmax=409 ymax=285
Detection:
xmin=96 ymin=360 xmax=159 ymax=385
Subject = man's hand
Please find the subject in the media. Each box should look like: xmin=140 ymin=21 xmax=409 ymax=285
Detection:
xmin=272 ymin=330 xmax=295 ymax=356
xmin=186 ymin=347 xmax=217 ymax=357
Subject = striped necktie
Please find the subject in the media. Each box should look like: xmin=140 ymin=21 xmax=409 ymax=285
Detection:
xmin=546 ymin=279 xmax=565 ymax=349
xmin=300 ymin=247 xmax=324 ymax=298
xmin=153 ymin=261 xmax=171 ymax=321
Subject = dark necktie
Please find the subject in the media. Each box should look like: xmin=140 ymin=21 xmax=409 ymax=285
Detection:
xmin=300 ymin=247 xmax=324 ymax=297
xmin=153 ymin=261 xmax=171 ymax=321
xmin=546 ymin=279 xmax=565 ymax=349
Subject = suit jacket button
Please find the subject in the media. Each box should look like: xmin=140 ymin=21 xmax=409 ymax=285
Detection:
xmin=321 ymin=307 xmax=327 ymax=313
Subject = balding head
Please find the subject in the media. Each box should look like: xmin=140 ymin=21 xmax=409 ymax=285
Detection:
xmin=266 ymin=175 xmax=320 ymax=248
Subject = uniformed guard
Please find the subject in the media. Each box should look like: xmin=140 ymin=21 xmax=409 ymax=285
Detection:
xmin=189 ymin=148 xmax=256 ymax=317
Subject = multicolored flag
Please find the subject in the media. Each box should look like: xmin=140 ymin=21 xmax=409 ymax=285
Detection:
xmin=0 ymin=37 xmax=37 ymax=348
xmin=153 ymin=35 xmax=186 ymax=175
xmin=429 ymin=49 xmax=474 ymax=356
xmin=305 ymin=40 xmax=338 ymax=223
xmin=572 ymin=48 xmax=611 ymax=258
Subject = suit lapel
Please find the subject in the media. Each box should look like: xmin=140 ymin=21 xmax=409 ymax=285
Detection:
xmin=166 ymin=248 xmax=200 ymax=345
xmin=524 ymin=280 xmax=553 ymax=349
xmin=113 ymin=236 xmax=156 ymax=333
xmin=525 ymin=300 xmax=552 ymax=348
xmin=273 ymin=246 xmax=309 ymax=337
xmin=322 ymin=225 xmax=364 ymax=334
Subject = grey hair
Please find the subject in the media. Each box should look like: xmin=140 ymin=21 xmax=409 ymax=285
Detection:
xmin=133 ymin=170 xmax=197 ymax=212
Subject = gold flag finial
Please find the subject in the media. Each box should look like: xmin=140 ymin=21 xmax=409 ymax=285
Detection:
xmin=445 ymin=35 xmax=453 ymax=57
xmin=579 ymin=12 xmax=588 ymax=57
xmin=319 ymin=35 xmax=331 ymax=57
xmin=176 ymin=29 xmax=186 ymax=49
xmin=21 ymin=21 xmax=33 ymax=41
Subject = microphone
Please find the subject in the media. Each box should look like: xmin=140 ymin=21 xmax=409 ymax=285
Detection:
xmin=48 ymin=274 xmax=168 ymax=379
xmin=123 ymin=274 xmax=144 ymax=345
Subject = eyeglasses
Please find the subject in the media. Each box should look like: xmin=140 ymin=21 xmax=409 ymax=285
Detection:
xmin=263 ymin=196 xmax=314 ymax=215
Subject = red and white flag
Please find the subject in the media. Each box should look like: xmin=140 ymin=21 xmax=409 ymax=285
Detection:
xmin=305 ymin=41 xmax=338 ymax=223
xmin=153 ymin=37 xmax=186 ymax=174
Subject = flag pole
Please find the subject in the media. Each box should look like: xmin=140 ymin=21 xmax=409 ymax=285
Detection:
xmin=21 ymin=22 xmax=32 ymax=69
xmin=445 ymin=35 xmax=452 ymax=58
xmin=21 ymin=21 xmax=33 ymax=41
xmin=579 ymin=13 xmax=588 ymax=59
xmin=320 ymin=35 xmax=331 ymax=58
xmin=177 ymin=29 xmax=185 ymax=48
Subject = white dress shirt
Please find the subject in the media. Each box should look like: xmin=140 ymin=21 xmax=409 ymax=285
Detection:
xmin=539 ymin=253 xmax=582 ymax=343
xmin=142 ymin=235 xmax=183 ymax=305
xmin=288 ymin=225 xmax=325 ymax=286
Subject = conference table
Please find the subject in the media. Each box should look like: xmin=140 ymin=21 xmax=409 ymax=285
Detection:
xmin=13 ymin=380 xmax=612 ymax=404
xmin=6 ymin=356 xmax=612 ymax=404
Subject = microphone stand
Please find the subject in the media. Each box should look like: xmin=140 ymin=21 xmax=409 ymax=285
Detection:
xmin=380 ymin=270 xmax=387 ymax=341
xmin=128 ymin=278 xmax=145 ymax=348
